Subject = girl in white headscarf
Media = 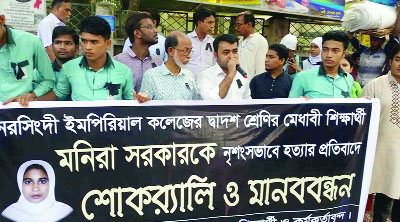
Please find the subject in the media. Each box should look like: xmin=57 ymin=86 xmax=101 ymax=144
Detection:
xmin=280 ymin=34 xmax=302 ymax=74
xmin=1 ymin=160 xmax=73 ymax=222
xmin=302 ymin=37 xmax=323 ymax=70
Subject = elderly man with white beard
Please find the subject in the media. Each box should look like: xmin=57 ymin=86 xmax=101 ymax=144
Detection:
xmin=135 ymin=31 xmax=199 ymax=102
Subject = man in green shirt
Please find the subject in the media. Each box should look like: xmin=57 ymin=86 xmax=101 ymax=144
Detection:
xmin=54 ymin=16 xmax=133 ymax=101
xmin=0 ymin=10 xmax=55 ymax=106
xmin=289 ymin=31 xmax=354 ymax=99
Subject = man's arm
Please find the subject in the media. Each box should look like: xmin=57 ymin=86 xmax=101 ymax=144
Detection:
xmin=288 ymin=74 xmax=305 ymax=98
xmin=122 ymin=69 xmax=134 ymax=100
xmin=197 ymin=70 xmax=221 ymax=100
xmin=349 ymin=33 xmax=367 ymax=53
xmin=45 ymin=46 xmax=56 ymax=62
xmin=384 ymin=10 xmax=400 ymax=55
xmin=254 ymin=38 xmax=268 ymax=75
xmin=219 ymin=58 xmax=240 ymax=99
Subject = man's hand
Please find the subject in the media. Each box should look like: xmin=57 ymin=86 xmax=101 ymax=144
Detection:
xmin=227 ymin=58 xmax=240 ymax=76
xmin=134 ymin=91 xmax=151 ymax=103
xmin=2 ymin=92 xmax=37 ymax=107
xmin=288 ymin=58 xmax=302 ymax=72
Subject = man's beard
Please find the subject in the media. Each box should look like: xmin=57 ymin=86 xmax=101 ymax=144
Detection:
xmin=174 ymin=51 xmax=187 ymax=69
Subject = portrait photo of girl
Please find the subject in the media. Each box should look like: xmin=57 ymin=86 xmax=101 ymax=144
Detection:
xmin=1 ymin=160 xmax=73 ymax=222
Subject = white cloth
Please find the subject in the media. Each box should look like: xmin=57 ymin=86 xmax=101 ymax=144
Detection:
xmin=302 ymin=37 xmax=322 ymax=70
xmin=341 ymin=1 xmax=397 ymax=32
xmin=280 ymin=34 xmax=297 ymax=50
xmin=1 ymin=160 xmax=73 ymax=222
xmin=122 ymin=33 xmax=167 ymax=61
xmin=238 ymin=33 xmax=268 ymax=81
xmin=37 ymin=13 xmax=65 ymax=48
xmin=197 ymin=64 xmax=251 ymax=100
xmin=186 ymin=30 xmax=216 ymax=79
xmin=361 ymin=73 xmax=400 ymax=199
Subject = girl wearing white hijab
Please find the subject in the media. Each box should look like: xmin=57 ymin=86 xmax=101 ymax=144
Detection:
xmin=1 ymin=160 xmax=73 ymax=222
xmin=280 ymin=34 xmax=301 ymax=74
xmin=302 ymin=37 xmax=323 ymax=70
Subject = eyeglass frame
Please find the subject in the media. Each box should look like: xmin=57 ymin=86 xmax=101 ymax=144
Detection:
xmin=173 ymin=47 xmax=194 ymax=56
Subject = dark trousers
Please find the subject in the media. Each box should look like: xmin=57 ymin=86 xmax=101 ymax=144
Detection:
xmin=392 ymin=199 xmax=400 ymax=222
xmin=373 ymin=193 xmax=394 ymax=222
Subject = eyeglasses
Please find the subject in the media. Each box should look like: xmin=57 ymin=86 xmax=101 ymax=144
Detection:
xmin=236 ymin=23 xmax=245 ymax=27
xmin=174 ymin=47 xmax=194 ymax=56
xmin=140 ymin=25 xmax=156 ymax=30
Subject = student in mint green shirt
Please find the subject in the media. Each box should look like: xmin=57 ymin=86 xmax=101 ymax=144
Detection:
xmin=54 ymin=16 xmax=133 ymax=101
xmin=289 ymin=31 xmax=354 ymax=99
xmin=0 ymin=12 xmax=55 ymax=107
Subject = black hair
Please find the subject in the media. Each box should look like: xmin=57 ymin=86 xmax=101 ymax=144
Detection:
xmin=51 ymin=0 xmax=70 ymax=9
xmin=165 ymin=35 xmax=179 ymax=53
xmin=52 ymin=26 xmax=79 ymax=45
xmin=344 ymin=54 xmax=355 ymax=68
xmin=23 ymin=164 xmax=48 ymax=180
xmin=213 ymin=34 xmax=238 ymax=53
xmin=125 ymin=12 xmax=153 ymax=44
xmin=143 ymin=8 xmax=161 ymax=27
xmin=80 ymin=16 xmax=111 ymax=40
xmin=193 ymin=7 xmax=216 ymax=27
xmin=390 ymin=43 xmax=400 ymax=60
xmin=241 ymin=11 xmax=255 ymax=28
xmin=322 ymin=31 xmax=349 ymax=50
xmin=269 ymin=44 xmax=289 ymax=64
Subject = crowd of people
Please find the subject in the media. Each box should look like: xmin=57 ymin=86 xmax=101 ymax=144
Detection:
xmin=0 ymin=0 xmax=400 ymax=221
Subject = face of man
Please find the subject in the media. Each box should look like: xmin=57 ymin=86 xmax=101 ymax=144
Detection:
xmin=55 ymin=2 xmax=72 ymax=23
xmin=137 ymin=18 xmax=158 ymax=45
xmin=53 ymin=34 xmax=77 ymax=62
xmin=81 ymin=32 xmax=111 ymax=63
xmin=340 ymin=58 xmax=353 ymax=73
xmin=235 ymin=15 xmax=248 ymax=37
xmin=171 ymin=36 xmax=192 ymax=67
xmin=197 ymin=15 xmax=215 ymax=35
xmin=215 ymin=41 xmax=238 ymax=69
xmin=321 ymin=40 xmax=346 ymax=69
xmin=390 ymin=51 xmax=400 ymax=78
xmin=265 ymin=49 xmax=284 ymax=71
xmin=370 ymin=36 xmax=384 ymax=50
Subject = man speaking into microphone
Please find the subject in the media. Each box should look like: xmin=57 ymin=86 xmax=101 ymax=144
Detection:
xmin=197 ymin=34 xmax=251 ymax=100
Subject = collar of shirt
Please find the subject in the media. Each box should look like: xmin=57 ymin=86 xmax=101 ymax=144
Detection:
xmin=188 ymin=30 xmax=212 ymax=42
xmin=160 ymin=63 xmax=188 ymax=76
xmin=79 ymin=53 xmax=115 ymax=70
xmin=317 ymin=65 xmax=347 ymax=77
xmin=126 ymin=47 xmax=152 ymax=61
xmin=266 ymin=70 xmax=285 ymax=79
xmin=49 ymin=13 xmax=65 ymax=26
xmin=4 ymin=25 xmax=16 ymax=46
xmin=213 ymin=64 xmax=228 ymax=77
xmin=52 ymin=60 xmax=62 ymax=72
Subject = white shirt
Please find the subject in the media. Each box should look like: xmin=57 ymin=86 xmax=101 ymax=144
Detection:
xmin=238 ymin=32 xmax=268 ymax=81
xmin=187 ymin=30 xmax=216 ymax=79
xmin=37 ymin=13 xmax=65 ymax=48
xmin=197 ymin=64 xmax=251 ymax=100
xmin=123 ymin=33 xmax=167 ymax=61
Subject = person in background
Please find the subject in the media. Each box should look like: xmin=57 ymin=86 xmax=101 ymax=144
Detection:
xmin=136 ymin=31 xmax=199 ymax=102
xmin=37 ymin=0 xmax=71 ymax=61
xmin=302 ymin=37 xmax=322 ymax=70
xmin=123 ymin=9 xmax=167 ymax=61
xmin=250 ymin=44 xmax=292 ymax=99
xmin=114 ymin=12 xmax=162 ymax=93
xmin=289 ymin=31 xmax=353 ymax=99
xmin=361 ymin=44 xmax=400 ymax=222
xmin=197 ymin=34 xmax=251 ymax=100
xmin=340 ymin=54 xmax=362 ymax=98
xmin=1 ymin=9 xmax=55 ymax=107
xmin=280 ymin=34 xmax=301 ymax=75
xmin=350 ymin=51 xmax=360 ymax=81
xmin=186 ymin=6 xmax=216 ymax=79
xmin=236 ymin=11 xmax=268 ymax=81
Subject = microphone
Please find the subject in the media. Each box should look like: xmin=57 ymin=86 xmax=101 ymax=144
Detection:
xmin=236 ymin=65 xmax=248 ymax=78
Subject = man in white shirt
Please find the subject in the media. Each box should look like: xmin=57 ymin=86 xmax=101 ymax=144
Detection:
xmin=197 ymin=34 xmax=251 ymax=100
xmin=187 ymin=6 xmax=216 ymax=79
xmin=37 ymin=0 xmax=71 ymax=61
xmin=236 ymin=11 xmax=268 ymax=81
xmin=122 ymin=8 xmax=167 ymax=61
